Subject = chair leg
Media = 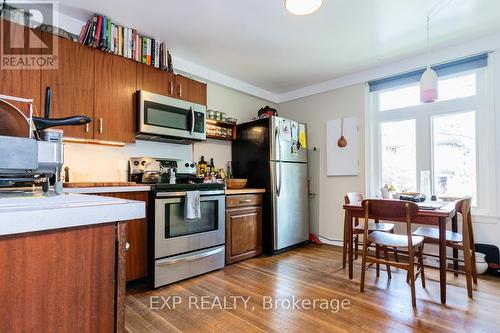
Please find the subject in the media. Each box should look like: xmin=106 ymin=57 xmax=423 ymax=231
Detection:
xmin=360 ymin=242 xmax=368 ymax=293
xmin=418 ymin=243 xmax=426 ymax=288
xmin=470 ymin=242 xmax=478 ymax=284
xmin=408 ymin=251 xmax=417 ymax=308
xmin=354 ymin=218 xmax=360 ymax=260
xmin=375 ymin=245 xmax=380 ymax=278
xmin=463 ymin=247 xmax=474 ymax=299
xmin=467 ymin=211 xmax=478 ymax=284
xmin=390 ymin=229 xmax=400 ymax=262
xmin=384 ymin=248 xmax=392 ymax=279
xmin=355 ymin=234 xmax=359 ymax=260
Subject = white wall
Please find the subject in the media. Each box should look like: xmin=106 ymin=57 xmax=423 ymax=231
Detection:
xmin=64 ymin=82 xmax=274 ymax=181
xmin=279 ymin=84 xmax=366 ymax=244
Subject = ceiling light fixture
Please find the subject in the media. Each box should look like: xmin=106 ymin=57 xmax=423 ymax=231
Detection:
xmin=420 ymin=0 xmax=454 ymax=103
xmin=420 ymin=16 xmax=438 ymax=103
xmin=285 ymin=0 xmax=323 ymax=16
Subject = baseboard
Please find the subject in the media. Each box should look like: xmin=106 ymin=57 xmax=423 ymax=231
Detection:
xmin=317 ymin=237 xmax=343 ymax=247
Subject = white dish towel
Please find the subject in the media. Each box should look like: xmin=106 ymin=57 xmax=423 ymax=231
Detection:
xmin=184 ymin=191 xmax=201 ymax=220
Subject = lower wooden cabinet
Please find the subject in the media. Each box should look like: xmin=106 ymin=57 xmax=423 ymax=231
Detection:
xmin=99 ymin=191 xmax=148 ymax=282
xmin=0 ymin=223 xmax=126 ymax=333
xmin=226 ymin=194 xmax=262 ymax=264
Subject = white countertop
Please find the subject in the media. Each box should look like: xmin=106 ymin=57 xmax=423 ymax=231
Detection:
xmin=0 ymin=191 xmax=145 ymax=236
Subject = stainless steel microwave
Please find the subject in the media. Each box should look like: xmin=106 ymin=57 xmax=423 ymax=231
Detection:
xmin=136 ymin=90 xmax=206 ymax=143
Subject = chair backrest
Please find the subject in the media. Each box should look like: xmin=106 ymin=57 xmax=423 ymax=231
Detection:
xmin=345 ymin=192 xmax=363 ymax=205
xmin=361 ymin=199 xmax=419 ymax=250
xmin=362 ymin=199 xmax=419 ymax=220
xmin=455 ymin=197 xmax=473 ymax=244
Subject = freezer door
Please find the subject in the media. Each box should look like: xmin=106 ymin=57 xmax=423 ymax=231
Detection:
xmin=270 ymin=116 xmax=307 ymax=163
xmin=270 ymin=161 xmax=309 ymax=251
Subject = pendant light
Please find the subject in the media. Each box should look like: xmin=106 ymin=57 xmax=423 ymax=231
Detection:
xmin=285 ymin=0 xmax=323 ymax=16
xmin=420 ymin=16 xmax=438 ymax=103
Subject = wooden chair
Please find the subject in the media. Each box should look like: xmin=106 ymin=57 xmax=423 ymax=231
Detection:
xmin=359 ymin=199 xmax=426 ymax=308
xmin=343 ymin=193 xmax=398 ymax=275
xmin=412 ymin=197 xmax=476 ymax=298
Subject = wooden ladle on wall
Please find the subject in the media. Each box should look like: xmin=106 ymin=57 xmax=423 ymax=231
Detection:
xmin=337 ymin=117 xmax=348 ymax=148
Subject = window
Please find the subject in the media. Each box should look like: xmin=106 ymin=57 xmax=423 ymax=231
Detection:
xmin=381 ymin=120 xmax=416 ymax=192
xmin=368 ymin=62 xmax=493 ymax=215
xmin=432 ymin=111 xmax=477 ymax=203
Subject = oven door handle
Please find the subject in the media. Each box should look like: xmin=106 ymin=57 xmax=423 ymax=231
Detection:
xmin=155 ymin=246 xmax=224 ymax=266
xmin=156 ymin=190 xmax=225 ymax=198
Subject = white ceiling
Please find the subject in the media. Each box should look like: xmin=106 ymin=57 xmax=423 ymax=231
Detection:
xmin=57 ymin=0 xmax=500 ymax=95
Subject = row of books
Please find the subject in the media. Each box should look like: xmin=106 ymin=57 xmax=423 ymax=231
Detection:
xmin=78 ymin=14 xmax=173 ymax=72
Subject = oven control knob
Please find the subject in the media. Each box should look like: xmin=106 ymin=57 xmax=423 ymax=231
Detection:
xmin=133 ymin=161 xmax=139 ymax=166
xmin=185 ymin=163 xmax=189 ymax=167
xmin=190 ymin=163 xmax=195 ymax=168
xmin=141 ymin=161 xmax=146 ymax=166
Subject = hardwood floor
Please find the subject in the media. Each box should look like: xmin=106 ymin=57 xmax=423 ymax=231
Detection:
xmin=125 ymin=245 xmax=500 ymax=333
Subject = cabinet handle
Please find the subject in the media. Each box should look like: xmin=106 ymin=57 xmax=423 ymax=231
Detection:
xmin=99 ymin=118 xmax=103 ymax=134
xmin=125 ymin=242 xmax=130 ymax=251
xmin=179 ymin=83 xmax=182 ymax=97
xmin=170 ymin=81 xmax=173 ymax=95
xmin=240 ymin=199 xmax=252 ymax=203
xmin=85 ymin=123 xmax=89 ymax=133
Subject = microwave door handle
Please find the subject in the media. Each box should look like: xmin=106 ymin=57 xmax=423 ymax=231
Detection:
xmin=190 ymin=107 xmax=194 ymax=135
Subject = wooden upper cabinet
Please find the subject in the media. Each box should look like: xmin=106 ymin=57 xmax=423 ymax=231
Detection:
xmin=40 ymin=33 xmax=94 ymax=139
xmin=94 ymin=51 xmax=137 ymax=143
xmin=174 ymin=74 xmax=189 ymax=101
xmin=187 ymin=79 xmax=207 ymax=106
xmin=0 ymin=20 xmax=41 ymax=115
xmin=137 ymin=62 xmax=175 ymax=97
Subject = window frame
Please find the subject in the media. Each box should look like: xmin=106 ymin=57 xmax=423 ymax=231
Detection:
xmin=367 ymin=67 xmax=496 ymax=216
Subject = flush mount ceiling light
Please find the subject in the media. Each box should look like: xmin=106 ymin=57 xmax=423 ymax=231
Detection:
xmin=285 ymin=0 xmax=323 ymax=16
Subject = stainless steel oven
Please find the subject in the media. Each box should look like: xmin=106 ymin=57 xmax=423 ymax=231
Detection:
xmin=137 ymin=90 xmax=206 ymax=143
xmin=152 ymin=189 xmax=225 ymax=287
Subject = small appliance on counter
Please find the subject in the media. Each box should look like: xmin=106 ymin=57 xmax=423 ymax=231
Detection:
xmin=0 ymin=92 xmax=91 ymax=193
xmin=129 ymin=157 xmax=225 ymax=288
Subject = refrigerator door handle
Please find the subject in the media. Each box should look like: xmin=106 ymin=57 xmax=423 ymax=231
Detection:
xmin=275 ymin=126 xmax=283 ymax=197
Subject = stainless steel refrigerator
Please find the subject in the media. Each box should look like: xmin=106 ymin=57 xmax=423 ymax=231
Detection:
xmin=232 ymin=116 xmax=309 ymax=254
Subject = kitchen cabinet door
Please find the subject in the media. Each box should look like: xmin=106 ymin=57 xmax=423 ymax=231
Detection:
xmin=99 ymin=191 xmax=148 ymax=282
xmin=40 ymin=33 xmax=94 ymax=139
xmin=94 ymin=51 xmax=136 ymax=143
xmin=0 ymin=223 xmax=117 ymax=332
xmin=174 ymin=74 xmax=189 ymax=101
xmin=187 ymin=79 xmax=207 ymax=106
xmin=226 ymin=203 xmax=262 ymax=265
xmin=0 ymin=20 xmax=41 ymax=115
xmin=137 ymin=62 xmax=175 ymax=97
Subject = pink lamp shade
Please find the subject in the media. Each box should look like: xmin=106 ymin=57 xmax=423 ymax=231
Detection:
xmin=420 ymin=66 xmax=438 ymax=103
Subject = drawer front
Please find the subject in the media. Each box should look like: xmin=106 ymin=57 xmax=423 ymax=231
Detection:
xmin=154 ymin=245 xmax=225 ymax=288
xmin=226 ymin=194 xmax=262 ymax=208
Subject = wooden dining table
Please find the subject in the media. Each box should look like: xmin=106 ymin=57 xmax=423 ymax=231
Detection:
xmin=343 ymin=200 xmax=457 ymax=304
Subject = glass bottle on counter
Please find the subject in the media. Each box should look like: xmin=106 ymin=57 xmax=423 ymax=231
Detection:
xmin=226 ymin=161 xmax=233 ymax=179
xmin=209 ymin=158 xmax=215 ymax=176
xmin=197 ymin=156 xmax=208 ymax=177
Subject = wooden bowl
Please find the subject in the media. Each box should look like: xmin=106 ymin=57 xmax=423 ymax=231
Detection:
xmin=226 ymin=178 xmax=247 ymax=189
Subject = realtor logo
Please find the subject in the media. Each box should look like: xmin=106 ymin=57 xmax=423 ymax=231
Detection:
xmin=1 ymin=1 xmax=58 ymax=69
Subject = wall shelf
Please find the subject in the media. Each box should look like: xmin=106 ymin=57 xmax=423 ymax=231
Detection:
xmin=206 ymin=119 xmax=237 ymax=141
